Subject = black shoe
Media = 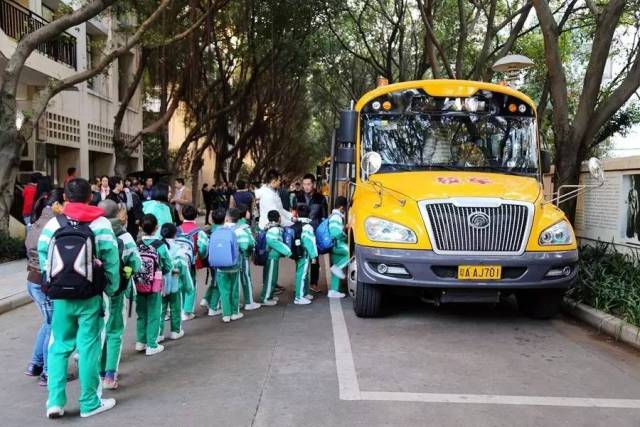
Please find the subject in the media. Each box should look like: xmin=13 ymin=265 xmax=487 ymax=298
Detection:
xmin=38 ymin=372 xmax=48 ymax=387
xmin=25 ymin=363 xmax=43 ymax=377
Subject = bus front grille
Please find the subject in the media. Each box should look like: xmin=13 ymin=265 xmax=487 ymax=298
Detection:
xmin=423 ymin=201 xmax=532 ymax=254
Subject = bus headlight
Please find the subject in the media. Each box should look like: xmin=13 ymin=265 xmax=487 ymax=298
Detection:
xmin=539 ymin=221 xmax=573 ymax=245
xmin=365 ymin=217 xmax=417 ymax=243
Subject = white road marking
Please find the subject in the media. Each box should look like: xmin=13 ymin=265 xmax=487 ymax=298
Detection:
xmin=329 ymin=298 xmax=640 ymax=409
xmin=329 ymin=297 xmax=361 ymax=400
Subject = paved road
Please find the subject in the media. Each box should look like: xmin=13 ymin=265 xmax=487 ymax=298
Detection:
xmin=1 ymin=260 xmax=640 ymax=426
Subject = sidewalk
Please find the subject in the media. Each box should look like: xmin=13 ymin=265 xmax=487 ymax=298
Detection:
xmin=0 ymin=259 xmax=30 ymax=315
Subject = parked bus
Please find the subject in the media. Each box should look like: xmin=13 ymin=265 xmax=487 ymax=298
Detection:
xmin=334 ymin=80 xmax=602 ymax=319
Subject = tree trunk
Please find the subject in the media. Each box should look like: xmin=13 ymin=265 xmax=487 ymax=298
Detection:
xmin=0 ymin=103 xmax=22 ymax=233
xmin=114 ymin=141 xmax=132 ymax=177
xmin=554 ymin=136 xmax=582 ymax=224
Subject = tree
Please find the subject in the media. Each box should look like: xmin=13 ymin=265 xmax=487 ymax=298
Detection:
xmin=0 ymin=0 xmax=176 ymax=232
xmin=533 ymin=0 xmax=640 ymax=221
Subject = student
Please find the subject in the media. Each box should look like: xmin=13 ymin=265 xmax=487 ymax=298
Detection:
xmin=236 ymin=204 xmax=260 ymax=310
xmin=213 ymin=208 xmax=243 ymax=322
xmin=292 ymin=204 xmax=319 ymax=305
xmin=260 ymin=210 xmax=292 ymax=305
xmin=201 ymin=207 xmax=226 ymax=315
xmin=37 ymin=178 xmax=120 ymax=418
xmin=328 ymin=196 xmax=349 ymax=298
xmin=158 ymin=223 xmax=193 ymax=341
xmin=97 ymin=200 xmax=142 ymax=390
xmin=177 ymin=204 xmax=209 ymax=321
xmin=134 ymin=214 xmax=173 ymax=356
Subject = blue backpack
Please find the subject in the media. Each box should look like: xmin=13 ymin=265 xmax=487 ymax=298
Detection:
xmin=253 ymin=230 xmax=268 ymax=266
xmin=208 ymin=227 xmax=239 ymax=268
xmin=315 ymin=217 xmax=334 ymax=254
xmin=283 ymin=226 xmax=295 ymax=251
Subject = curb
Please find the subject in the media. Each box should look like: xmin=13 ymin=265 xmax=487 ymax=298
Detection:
xmin=562 ymin=297 xmax=640 ymax=351
xmin=0 ymin=291 xmax=32 ymax=315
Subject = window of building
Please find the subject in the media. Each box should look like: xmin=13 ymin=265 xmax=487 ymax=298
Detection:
xmin=118 ymin=52 xmax=135 ymax=102
xmin=86 ymin=33 xmax=108 ymax=95
xmin=41 ymin=5 xmax=55 ymax=22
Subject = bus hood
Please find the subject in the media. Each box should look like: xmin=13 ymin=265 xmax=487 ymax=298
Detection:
xmin=370 ymin=171 xmax=541 ymax=204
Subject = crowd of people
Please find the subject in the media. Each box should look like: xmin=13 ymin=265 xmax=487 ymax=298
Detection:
xmin=21 ymin=167 xmax=349 ymax=420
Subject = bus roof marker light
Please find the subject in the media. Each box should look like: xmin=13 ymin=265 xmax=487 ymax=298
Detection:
xmin=492 ymin=54 xmax=534 ymax=87
xmin=518 ymin=104 xmax=527 ymax=113
xmin=372 ymin=101 xmax=381 ymax=110
xmin=382 ymin=101 xmax=392 ymax=110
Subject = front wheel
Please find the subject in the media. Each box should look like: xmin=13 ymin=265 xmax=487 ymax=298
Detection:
xmin=353 ymin=281 xmax=383 ymax=317
xmin=516 ymin=290 xmax=565 ymax=319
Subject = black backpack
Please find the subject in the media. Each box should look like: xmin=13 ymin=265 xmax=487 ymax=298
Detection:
xmin=44 ymin=216 xmax=106 ymax=299
xmin=114 ymin=230 xmax=130 ymax=295
xmin=290 ymin=222 xmax=304 ymax=261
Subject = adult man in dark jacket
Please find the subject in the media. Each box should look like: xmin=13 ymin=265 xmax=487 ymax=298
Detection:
xmin=295 ymin=173 xmax=328 ymax=292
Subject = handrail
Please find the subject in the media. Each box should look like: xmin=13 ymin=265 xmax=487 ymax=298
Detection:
xmin=0 ymin=0 xmax=77 ymax=69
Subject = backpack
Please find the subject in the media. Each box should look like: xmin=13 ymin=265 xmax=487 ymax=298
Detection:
xmin=253 ymin=230 xmax=268 ymax=266
xmin=315 ymin=216 xmax=335 ymax=254
xmin=133 ymin=240 xmax=164 ymax=294
xmin=114 ymin=230 xmax=131 ymax=295
xmin=287 ymin=223 xmax=305 ymax=261
xmin=175 ymin=228 xmax=197 ymax=266
xmin=44 ymin=216 xmax=106 ymax=299
xmin=208 ymin=227 xmax=239 ymax=268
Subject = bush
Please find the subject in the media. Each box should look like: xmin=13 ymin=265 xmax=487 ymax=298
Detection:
xmin=568 ymin=243 xmax=640 ymax=327
xmin=0 ymin=232 xmax=26 ymax=263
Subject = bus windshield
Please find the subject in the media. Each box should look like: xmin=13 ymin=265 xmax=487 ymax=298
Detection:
xmin=361 ymin=112 xmax=539 ymax=177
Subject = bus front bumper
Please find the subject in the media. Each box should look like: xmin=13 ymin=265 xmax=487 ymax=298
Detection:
xmin=355 ymin=245 xmax=579 ymax=289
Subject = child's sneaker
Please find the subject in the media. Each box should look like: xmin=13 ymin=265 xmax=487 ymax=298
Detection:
xmin=135 ymin=342 xmax=146 ymax=352
xmin=244 ymin=302 xmax=261 ymax=310
xmin=102 ymin=372 xmax=118 ymax=390
xmin=327 ymin=290 xmax=346 ymax=299
xmin=157 ymin=335 xmax=166 ymax=343
xmin=222 ymin=316 xmax=231 ymax=323
xmin=46 ymin=406 xmax=64 ymax=419
xmin=38 ymin=372 xmax=48 ymax=387
xmin=199 ymin=298 xmax=209 ymax=308
xmin=261 ymin=299 xmax=278 ymax=306
xmin=305 ymin=294 xmax=314 ymax=300
xmin=231 ymin=313 xmax=244 ymax=321
xmin=330 ymin=265 xmax=346 ymax=280
xmin=169 ymin=330 xmax=185 ymax=340
xmin=145 ymin=345 xmax=165 ymax=356
xmin=208 ymin=308 xmax=222 ymax=316
xmin=294 ymin=297 xmax=312 ymax=305
xmin=80 ymin=398 xmax=116 ymax=418
xmin=181 ymin=313 xmax=195 ymax=321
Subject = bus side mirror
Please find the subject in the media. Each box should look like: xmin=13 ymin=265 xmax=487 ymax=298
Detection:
xmin=541 ymin=150 xmax=552 ymax=174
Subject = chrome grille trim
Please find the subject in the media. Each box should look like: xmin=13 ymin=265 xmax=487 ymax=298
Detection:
xmin=419 ymin=198 xmax=534 ymax=255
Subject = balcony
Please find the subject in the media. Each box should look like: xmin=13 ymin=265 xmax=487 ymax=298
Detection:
xmin=0 ymin=0 xmax=76 ymax=69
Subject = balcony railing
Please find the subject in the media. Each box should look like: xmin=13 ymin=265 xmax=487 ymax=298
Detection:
xmin=0 ymin=0 xmax=77 ymax=69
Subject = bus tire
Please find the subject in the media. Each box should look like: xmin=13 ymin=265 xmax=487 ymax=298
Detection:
xmin=353 ymin=281 xmax=383 ymax=318
xmin=516 ymin=290 xmax=564 ymax=319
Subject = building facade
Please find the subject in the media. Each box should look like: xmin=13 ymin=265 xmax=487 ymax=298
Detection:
xmin=0 ymin=0 xmax=142 ymax=186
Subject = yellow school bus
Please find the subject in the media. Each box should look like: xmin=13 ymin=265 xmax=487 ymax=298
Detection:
xmin=337 ymin=80 xmax=580 ymax=318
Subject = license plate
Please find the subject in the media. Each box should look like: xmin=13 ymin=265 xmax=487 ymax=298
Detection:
xmin=457 ymin=265 xmax=502 ymax=280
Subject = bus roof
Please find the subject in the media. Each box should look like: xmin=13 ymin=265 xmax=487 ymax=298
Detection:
xmin=355 ymin=79 xmax=537 ymax=113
